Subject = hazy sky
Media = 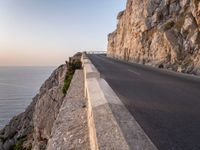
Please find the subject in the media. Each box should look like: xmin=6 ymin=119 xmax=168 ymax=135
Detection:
xmin=0 ymin=0 xmax=126 ymax=66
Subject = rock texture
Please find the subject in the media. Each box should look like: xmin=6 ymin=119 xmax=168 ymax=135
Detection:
xmin=108 ymin=0 xmax=200 ymax=74
xmin=47 ymin=70 xmax=89 ymax=150
xmin=0 ymin=64 xmax=67 ymax=150
xmin=32 ymin=65 xmax=67 ymax=150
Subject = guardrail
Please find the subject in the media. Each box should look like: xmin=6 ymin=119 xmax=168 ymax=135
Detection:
xmin=85 ymin=51 xmax=107 ymax=54
xmin=81 ymin=53 xmax=158 ymax=150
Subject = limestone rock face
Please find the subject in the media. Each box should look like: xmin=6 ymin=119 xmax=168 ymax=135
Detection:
xmin=32 ymin=64 xmax=67 ymax=150
xmin=0 ymin=64 xmax=67 ymax=150
xmin=108 ymin=0 xmax=200 ymax=74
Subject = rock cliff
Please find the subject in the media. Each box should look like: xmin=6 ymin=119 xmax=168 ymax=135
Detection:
xmin=0 ymin=53 xmax=83 ymax=150
xmin=0 ymin=64 xmax=67 ymax=150
xmin=108 ymin=0 xmax=200 ymax=74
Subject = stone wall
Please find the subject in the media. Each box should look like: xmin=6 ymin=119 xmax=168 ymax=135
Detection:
xmin=108 ymin=0 xmax=200 ymax=74
xmin=47 ymin=70 xmax=89 ymax=150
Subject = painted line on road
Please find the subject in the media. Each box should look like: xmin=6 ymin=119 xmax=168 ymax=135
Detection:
xmin=128 ymin=69 xmax=141 ymax=76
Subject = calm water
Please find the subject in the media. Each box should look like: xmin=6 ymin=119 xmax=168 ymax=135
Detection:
xmin=0 ymin=66 xmax=55 ymax=129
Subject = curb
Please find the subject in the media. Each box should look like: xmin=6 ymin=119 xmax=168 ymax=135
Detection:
xmin=82 ymin=53 xmax=158 ymax=150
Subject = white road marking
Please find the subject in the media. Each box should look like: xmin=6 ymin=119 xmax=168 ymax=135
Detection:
xmin=128 ymin=69 xmax=141 ymax=76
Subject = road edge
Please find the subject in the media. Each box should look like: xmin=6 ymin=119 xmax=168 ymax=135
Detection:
xmin=82 ymin=53 xmax=158 ymax=150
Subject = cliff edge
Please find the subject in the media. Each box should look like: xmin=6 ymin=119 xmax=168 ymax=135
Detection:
xmin=0 ymin=53 xmax=83 ymax=150
xmin=108 ymin=0 xmax=200 ymax=74
xmin=0 ymin=64 xmax=67 ymax=150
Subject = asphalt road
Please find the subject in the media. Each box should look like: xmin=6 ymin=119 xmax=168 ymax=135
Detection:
xmin=88 ymin=54 xmax=200 ymax=150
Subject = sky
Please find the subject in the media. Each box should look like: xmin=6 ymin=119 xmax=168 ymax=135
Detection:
xmin=0 ymin=0 xmax=126 ymax=66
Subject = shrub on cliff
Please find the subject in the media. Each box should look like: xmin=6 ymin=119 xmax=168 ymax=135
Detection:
xmin=68 ymin=60 xmax=82 ymax=74
xmin=62 ymin=59 xmax=82 ymax=95
xmin=62 ymin=74 xmax=73 ymax=95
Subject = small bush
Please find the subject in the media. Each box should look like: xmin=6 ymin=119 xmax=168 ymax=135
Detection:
xmin=62 ymin=60 xmax=82 ymax=95
xmin=62 ymin=74 xmax=73 ymax=95
xmin=68 ymin=60 xmax=82 ymax=74
xmin=161 ymin=20 xmax=175 ymax=31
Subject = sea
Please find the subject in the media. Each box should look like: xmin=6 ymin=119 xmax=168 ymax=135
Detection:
xmin=0 ymin=66 xmax=56 ymax=129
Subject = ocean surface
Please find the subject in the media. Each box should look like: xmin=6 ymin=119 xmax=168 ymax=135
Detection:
xmin=0 ymin=66 xmax=56 ymax=129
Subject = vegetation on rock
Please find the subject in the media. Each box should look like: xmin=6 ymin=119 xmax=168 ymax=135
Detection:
xmin=63 ymin=58 xmax=82 ymax=95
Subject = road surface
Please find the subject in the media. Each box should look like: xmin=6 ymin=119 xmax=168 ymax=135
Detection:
xmin=88 ymin=54 xmax=200 ymax=150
